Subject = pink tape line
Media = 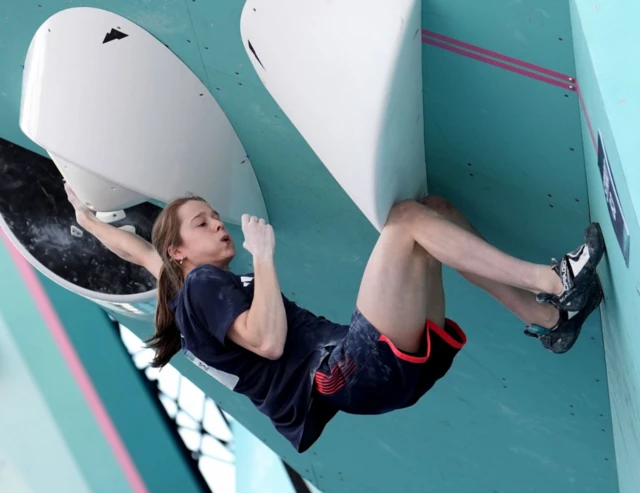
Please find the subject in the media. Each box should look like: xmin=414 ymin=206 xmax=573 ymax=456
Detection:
xmin=423 ymin=29 xmax=573 ymax=82
xmin=421 ymin=32 xmax=598 ymax=155
xmin=423 ymin=36 xmax=577 ymax=91
xmin=576 ymin=84 xmax=597 ymax=151
xmin=0 ymin=231 xmax=149 ymax=493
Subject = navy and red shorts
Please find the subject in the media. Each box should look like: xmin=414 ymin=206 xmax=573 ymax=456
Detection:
xmin=314 ymin=307 xmax=466 ymax=415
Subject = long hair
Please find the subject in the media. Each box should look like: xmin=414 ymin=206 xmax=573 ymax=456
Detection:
xmin=146 ymin=195 xmax=207 ymax=368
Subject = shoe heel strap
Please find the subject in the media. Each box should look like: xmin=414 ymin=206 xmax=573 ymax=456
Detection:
xmin=524 ymin=324 xmax=553 ymax=337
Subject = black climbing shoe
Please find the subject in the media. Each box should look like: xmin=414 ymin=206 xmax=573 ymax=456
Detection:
xmin=536 ymin=223 xmax=605 ymax=312
xmin=525 ymin=275 xmax=603 ymax=354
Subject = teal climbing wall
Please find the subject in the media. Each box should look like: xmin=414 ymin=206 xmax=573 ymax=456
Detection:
xmin=0 ymin=0 xmax=628 ymax=492
xmin=0 ymin=236 xmax=133 ymax=493
xmin=38 ymin=270 xmax=206 ymax=493
xmin=0 ymin=234 xmax=207 ymax=493
xmin=570 ymin=2 xmax=640 ymax=493
xmin=0 ymin=308 xmax=92 ymax=493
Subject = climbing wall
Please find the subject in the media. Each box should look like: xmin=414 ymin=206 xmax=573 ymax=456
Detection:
xmin=570 ymin=2 xmax=640 ymax=493
xmin=0 ymin=1 xmax=619 ymax=492
xmin=0 ymin=235 xmax=210 ymax=493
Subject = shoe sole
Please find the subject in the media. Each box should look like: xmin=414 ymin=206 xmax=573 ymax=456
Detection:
xmin=542 ymin=276 xmax=604 ymax=354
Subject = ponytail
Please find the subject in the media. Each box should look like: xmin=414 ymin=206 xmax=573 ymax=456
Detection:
xmin=146 ymin=262 xmax=184 ymax=368
xmin=145 ymin=195 xmax=207 ymax=368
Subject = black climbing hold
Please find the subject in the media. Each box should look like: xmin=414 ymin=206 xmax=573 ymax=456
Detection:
xmin=0 ymin=138 xmax=159 ymax=295
xmin=103 ymin=28 xmax=128 ymax=44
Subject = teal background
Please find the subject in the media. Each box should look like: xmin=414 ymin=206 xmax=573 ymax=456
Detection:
xmin=0 ymin=235 xmax=207 ymax=492
xmin=570 ymin=2 xmax=640 ymax=493
xmin=38 ymin=271 xmax=205 ymax=493
xmin=0 ymin=303 xmax=92 ymax=493
xmin=1 ymin=0 xmax=637 ymax=492
xmin=0 ymin=238 xmax=132 ymax=493
xmin=0 ymin=235 xmax=208 ymax=492
xmin=233 ymin=421 xmax=302 ymax=493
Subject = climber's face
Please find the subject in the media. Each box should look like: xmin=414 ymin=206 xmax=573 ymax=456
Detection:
xmin=171 ymin=200 xmax=236 ymax=271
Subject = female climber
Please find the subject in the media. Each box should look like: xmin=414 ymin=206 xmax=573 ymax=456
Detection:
xmin=65 ymin=183 xmax=605 ymax=453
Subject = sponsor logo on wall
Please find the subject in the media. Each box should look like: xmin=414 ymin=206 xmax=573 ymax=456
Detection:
xmin=597 ymin=130 xmax=630 ymax=267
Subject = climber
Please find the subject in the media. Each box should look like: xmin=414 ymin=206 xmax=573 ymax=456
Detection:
xmin=65 ymin=183 xmax=604 ymax=453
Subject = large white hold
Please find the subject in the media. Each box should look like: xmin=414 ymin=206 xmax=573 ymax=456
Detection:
xmin=20 ymin=6 xmax=267 ymax=224
xmin=240 ymin=0 xmax=426 ymax=231
xmin=4 ymin=7 xmax=269 ymax=319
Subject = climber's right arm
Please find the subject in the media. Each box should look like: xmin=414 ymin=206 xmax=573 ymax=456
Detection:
xmin=65 ymin=183 xmax=162 ymax=279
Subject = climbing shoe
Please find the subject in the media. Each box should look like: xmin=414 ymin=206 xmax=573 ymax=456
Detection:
xmin=536 ymin=223 xmax=605 ymax=312
xmin=525 ymin=275 xmax=603 ymax=354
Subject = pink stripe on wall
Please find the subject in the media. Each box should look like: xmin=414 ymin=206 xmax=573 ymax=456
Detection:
xmin=576 ymin=84 xmax=597 ymax=151
xmin=422 ymin=29 xmax=573 ymax=82
xmin=423 ymin=36 xmax=577 ymax=92
xmin=0 ymin=231 xmax=149 ymax=493
xmin=421 ymin=31 xmax=597 ymax=156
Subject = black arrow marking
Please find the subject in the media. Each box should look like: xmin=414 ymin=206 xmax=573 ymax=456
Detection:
xmin=248 ymin=40 xmax=265 ymax=70
xmin=103 ymin=28 xmax=128 ymax=44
